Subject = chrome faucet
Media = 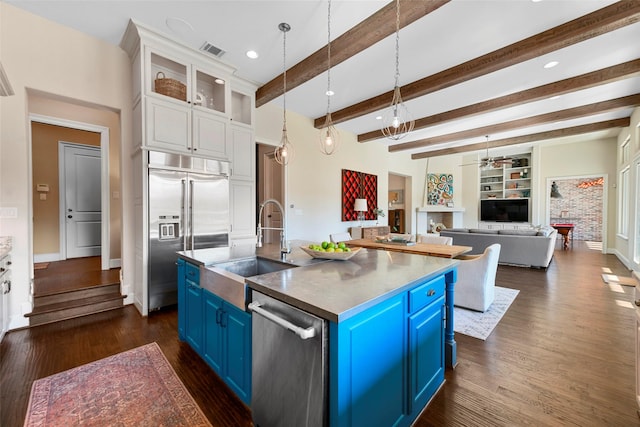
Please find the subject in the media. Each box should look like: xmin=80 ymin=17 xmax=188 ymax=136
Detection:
xmin=256 ymin=198 xmax=290 ymax=259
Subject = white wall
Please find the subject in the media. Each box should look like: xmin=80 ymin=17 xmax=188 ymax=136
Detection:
xmin=0 ymin=3 xmax=133 ymax=329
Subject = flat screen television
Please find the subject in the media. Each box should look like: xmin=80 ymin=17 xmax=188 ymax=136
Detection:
xmin=480 ymin=199 xmax=529 ymax=222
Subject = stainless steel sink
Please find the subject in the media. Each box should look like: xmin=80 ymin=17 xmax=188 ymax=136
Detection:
xmin=202 ymin=257 xmax=297 ymax=310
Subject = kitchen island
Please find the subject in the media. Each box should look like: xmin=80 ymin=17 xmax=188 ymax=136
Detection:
xmin=178 ymin=244 xmax=458 ymax=426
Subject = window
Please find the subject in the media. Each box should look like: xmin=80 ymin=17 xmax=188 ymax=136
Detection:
xmin=618 ymin=166 xmax=630 ymax=238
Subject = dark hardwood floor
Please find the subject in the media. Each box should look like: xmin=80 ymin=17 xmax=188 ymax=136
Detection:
xmin=34 ymin=256 xmax=120 ymax=296
xmin=2 ymin=242 xmax=638 ymax=426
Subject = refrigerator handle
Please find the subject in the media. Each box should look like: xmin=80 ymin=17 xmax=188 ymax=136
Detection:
xmin=181 ymin=179 xmax=187 ymax=249
xmin=189 ymin=179 xmax=195 ymax=250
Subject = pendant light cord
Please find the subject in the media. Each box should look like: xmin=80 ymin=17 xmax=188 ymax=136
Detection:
xmin=394 ymin=0 xmax=400 ymax=90
xmin=326 ymin=0 xmax=332 ymax=115
xmin=282 ymin=24 xmax=287 ymax=132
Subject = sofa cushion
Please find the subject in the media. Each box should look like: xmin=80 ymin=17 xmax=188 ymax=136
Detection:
xmin=469 ymin=228 xmax=499 ymax=234
xmin=536 ymin=226 xmax=554 ymax=237
xmin=498 ymin=229 xmax=538 ymax=236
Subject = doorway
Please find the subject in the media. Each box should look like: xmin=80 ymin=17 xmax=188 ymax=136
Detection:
xmin=388 ymin=173 xmax=411 ymax=233
xmin=546 ymin=175 xmax=607 ymax=251
xmin=257 ymin=143 xmax=285 ymax=244
xmin=30 ymin=115 xmax=112 ymax=306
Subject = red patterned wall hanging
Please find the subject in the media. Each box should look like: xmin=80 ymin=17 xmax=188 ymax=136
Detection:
xmin=341 ymin=169 xmax=378 ymax=221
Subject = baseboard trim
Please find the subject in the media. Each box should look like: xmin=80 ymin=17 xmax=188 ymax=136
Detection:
xmin=609 ymin=248 xmax=632 ymax=270
xmin=34 ymin=253 xmax=62 ymax=263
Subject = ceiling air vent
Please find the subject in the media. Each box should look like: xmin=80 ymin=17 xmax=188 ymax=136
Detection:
xmin=200 ymin=42 xmax=225 ymax=58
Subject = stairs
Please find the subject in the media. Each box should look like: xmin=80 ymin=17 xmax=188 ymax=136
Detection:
xmin=26 ymin=282 xmax=125 ymax=327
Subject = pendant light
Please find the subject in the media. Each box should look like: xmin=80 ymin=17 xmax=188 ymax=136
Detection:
xmin=381 ymin=0 xmax=414 ymax=140
xmin=318 ymin=0 xmax=340 ymax=155
xmin=274 ymin=22 xmax=294 ymax=165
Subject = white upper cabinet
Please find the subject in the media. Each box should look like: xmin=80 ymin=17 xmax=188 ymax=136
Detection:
xmin=144 ymin=50 xmax=231 ymax=158
xmin=147 ymin=51 xmax=227 ymax=116
xmin=229 ymin=125 xmax=254 ymax=181
xmin=121 ymin=20 xmax=256 ymax=164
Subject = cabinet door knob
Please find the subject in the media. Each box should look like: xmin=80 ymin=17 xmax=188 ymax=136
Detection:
xmin=427 ymin=289 xmax=436 ymax=297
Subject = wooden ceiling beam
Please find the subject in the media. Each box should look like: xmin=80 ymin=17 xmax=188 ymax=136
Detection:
xmin=255 ymin=0 xmax=450 ymax=108
xmin=316 ymin=0 xmax=640 ymax=128
xmin=410 ymin=118 xmax=631 ymax=159
xmin=358 ymin=59 xmax=640 ymax=142
xmin=389 ymin=94 xmax=640 ymax=153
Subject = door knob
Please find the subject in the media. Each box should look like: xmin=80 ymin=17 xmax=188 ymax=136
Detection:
xmin=68 ymin=215 xmax=73 ymax=219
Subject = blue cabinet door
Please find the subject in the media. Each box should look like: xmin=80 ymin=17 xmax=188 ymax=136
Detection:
xmin=185 ymin=279 xmax=203 ymax=354
xmin=203 ymin=290 xmax=224 ymax=374
xmin=177 ymin=259 xmax=186 ymax=340
xmin=223 ymin=303 xmax=252 ymax=405
xmin=330 ymin=292 xmax=407 ymax=427
xmin=408 ymin=297 xmax=445 ymax=412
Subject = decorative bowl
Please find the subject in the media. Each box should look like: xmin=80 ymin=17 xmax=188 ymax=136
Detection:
xmin=300 ymin=246 xmax=361 ymax=260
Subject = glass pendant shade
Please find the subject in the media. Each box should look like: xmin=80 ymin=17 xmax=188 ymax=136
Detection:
xmin=381 ymin=86 xmax=414 ymax=140
xmin=319 ymin=113 xmax=340 ymax=155
xmin=274 ymin=123 xmax=294 ymax=165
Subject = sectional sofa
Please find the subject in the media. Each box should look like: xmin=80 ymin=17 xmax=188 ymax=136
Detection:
xmin=440 ymin=226 xmax=558 ymax=269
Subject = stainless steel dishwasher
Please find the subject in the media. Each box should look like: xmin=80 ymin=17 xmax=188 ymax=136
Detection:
xmin=249 ymin=290 xmax=328 ymax=427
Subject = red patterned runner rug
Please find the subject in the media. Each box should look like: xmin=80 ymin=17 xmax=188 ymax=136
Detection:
xmin=23 ymin=342 xmax=211 ymax=426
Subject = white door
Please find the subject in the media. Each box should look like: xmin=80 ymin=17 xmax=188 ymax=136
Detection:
xmin=263 ymin=151 xmax=283 ymax=244
xmin=62 ymin=144 xmax=102 ymax=258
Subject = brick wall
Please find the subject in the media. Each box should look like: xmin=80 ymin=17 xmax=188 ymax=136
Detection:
xmin=549 ymin=177 xmax=603 ymax=241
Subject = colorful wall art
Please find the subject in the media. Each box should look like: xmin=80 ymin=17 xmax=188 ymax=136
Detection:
xmin=342 ymin=169 xmax=378 ymax=221
xmin=426 ymin=173 xmax=453 ymax=205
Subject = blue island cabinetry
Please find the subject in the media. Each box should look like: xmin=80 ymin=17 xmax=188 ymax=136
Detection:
xmin=329 ymin=273 xmax=449 ymax=427
xmin=177 ymin=259 xmax=252 ymax=405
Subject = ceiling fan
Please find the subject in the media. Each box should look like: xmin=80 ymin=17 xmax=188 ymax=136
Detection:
xmin=460 ymin=136 xmax=512 ymax=168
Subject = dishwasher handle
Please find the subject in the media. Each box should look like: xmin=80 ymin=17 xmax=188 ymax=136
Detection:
xmin=248 ymin=301 xmax=316 ymax=340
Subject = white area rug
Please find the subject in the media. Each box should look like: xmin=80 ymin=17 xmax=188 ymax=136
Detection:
xmin=454 ymin=286 xmax=519 ymax=340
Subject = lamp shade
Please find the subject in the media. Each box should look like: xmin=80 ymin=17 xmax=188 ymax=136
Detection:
xmin=354 ymin=198 xmax=367 ymax=212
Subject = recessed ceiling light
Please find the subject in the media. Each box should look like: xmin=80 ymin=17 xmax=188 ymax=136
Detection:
xmin=246 ymin=50 xmax=259 ymax=59
xmin=326 ymin=90 xmax=334 ymax=96
xmin=375 ymin=116 xmax=382 ymax=120
xmin=214 ymin=78 xmax=225 ymax=85
xmin=544 ymin=61 xmax=559 ymax=69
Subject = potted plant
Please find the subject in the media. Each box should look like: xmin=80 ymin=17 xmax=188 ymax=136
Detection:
xmin=374 ymin=208 xmax=385 ymax=225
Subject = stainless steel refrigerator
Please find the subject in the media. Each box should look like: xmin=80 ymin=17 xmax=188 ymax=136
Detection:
xmin=148 ymin=151 xmax=230 ymax=311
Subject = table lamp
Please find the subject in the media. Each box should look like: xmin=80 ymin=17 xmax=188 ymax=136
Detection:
xmin=354 ymin=198 xmax=367 ymax=225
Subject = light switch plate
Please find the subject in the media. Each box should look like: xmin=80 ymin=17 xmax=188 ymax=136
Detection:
xmin=0 ymin=207 xmax=18 ymax=218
